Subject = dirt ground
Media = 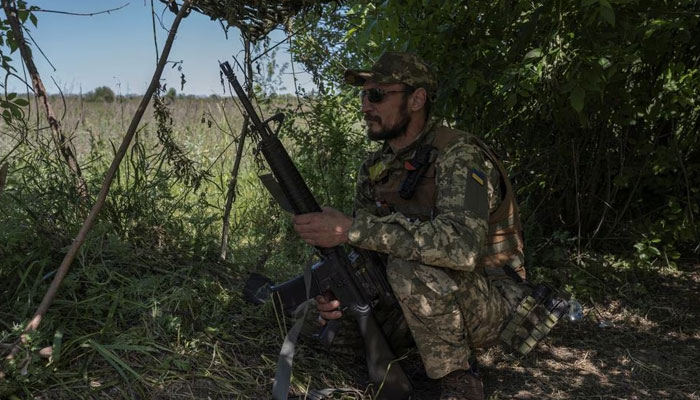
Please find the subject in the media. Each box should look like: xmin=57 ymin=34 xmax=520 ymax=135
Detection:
xmin=376 ymin=263 xmax=699 ymax=400
xmin=475 ymin=264 xmax=700 ymax=400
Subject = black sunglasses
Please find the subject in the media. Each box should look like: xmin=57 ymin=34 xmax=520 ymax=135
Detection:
xmin=359 ymin=87 xmax=413 ymax=103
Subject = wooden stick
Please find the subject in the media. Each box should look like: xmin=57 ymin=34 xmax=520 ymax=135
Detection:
xmin=1 ymin=0 xmax=88 ymax=199
xmin=219 ymin=35 xmax=254 ymax=261
xmin=220 ymin=115 xmax=249 ymax=260
xmin=4 ymin=0 xmax=192 ymax=360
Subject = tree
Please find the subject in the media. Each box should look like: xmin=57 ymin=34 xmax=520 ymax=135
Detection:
xmin=290 ymin=0 xmax=700 ymax=259
xmin=165 ymin=86 xmax=177 ymax=101
xmin=87 ymin=85 xmax=116 ymax=102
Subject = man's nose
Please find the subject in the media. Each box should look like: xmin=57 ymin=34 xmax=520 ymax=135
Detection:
xmin=360 ymin=96 xmax=373 ymax=113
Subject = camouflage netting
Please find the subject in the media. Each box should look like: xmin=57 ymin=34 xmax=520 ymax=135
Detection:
xmin=189 ymin=0 xmax=323 ymax=42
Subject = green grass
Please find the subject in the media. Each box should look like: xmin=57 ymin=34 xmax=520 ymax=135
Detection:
xmin=0 ymin=94 xmax=364 ymax=398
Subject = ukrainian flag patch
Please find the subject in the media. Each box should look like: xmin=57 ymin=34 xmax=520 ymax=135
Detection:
xmin=470 ymin=168 xmax=485 ymax=186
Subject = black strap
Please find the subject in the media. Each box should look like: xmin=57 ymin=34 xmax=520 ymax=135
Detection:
xmin=503 ymin=264 xmax=525 ymax=284
xmin=399 ymin=144 xmax=436 ymax=199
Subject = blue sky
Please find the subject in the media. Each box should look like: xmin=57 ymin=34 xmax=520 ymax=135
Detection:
xmin=6 ymin=0 xmax=313 ymax=96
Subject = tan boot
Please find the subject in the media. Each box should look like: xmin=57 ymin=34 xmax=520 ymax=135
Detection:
xmin=439 ymin=368 xmax=484 ymax=400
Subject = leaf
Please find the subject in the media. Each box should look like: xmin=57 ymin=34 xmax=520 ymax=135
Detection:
xmin=524 ymin=48 xmax=542 ymax=61
xmin=342 ymin=27 xmax=359 ymax=42
xmin=570 ymin=86 xmax=585 ymax=112
xmin=599 ymin=0 xmax=615 ymax=26
xmin=88 ymin=340 xmax=144 ymax=382
xmin=346 ymin=4 xmax=364 ymax=16
xmin=505 ymin=94 xmax=517 ymax=110
xmin=30 ymin=13 xmax=37 ymax=27
xmin=13 ymin=98 xmax=28 ymax=107
xmin=51 ymin=328 xmax=64 ymax=364
xmin=17 ymin=9 xmax=28 ymax=23
xmin=10 ymin=104 xmax=22 ymax=119
xmin=582 ymin=0 xmax=599 ymax=6
xmin=466 ymin=79 xmax=477 ymax=96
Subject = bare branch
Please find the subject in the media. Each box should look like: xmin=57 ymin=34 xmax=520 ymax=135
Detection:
xmin=22 ymin=26 xmax=56 ymax=72
xmin=0 ymin=162 xmax=8 ymax=199
xmin=33 ymin=3 xmax=129 ymax=17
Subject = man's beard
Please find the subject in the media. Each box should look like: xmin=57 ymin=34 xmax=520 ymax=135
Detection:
xmin=365 ymin=100 xmax=411 ymax=141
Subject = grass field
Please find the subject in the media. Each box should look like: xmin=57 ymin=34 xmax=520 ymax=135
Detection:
xmin=1 ymin=95 xmax=699 ymax=399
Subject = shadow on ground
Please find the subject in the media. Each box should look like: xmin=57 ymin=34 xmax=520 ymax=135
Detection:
xmin=477 ymin=263 xmax=700 ymax=400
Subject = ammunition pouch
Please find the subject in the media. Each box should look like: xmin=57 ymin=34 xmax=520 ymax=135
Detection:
xmin=499 ymin=284 xmax=569 ymax=356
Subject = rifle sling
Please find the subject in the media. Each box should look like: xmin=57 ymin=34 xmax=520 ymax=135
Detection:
xmin=271 ymin=261 xmax=314 ymax=399
xmin=271 ymin=261 xmax=364 ymax=400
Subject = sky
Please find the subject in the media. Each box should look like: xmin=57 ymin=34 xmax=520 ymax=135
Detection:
xmin=6 ymin=0 xmax=314 ymax=96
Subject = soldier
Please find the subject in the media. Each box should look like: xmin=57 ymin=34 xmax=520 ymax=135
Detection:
xmin=292 ymin=52 xmax=529 ymax=400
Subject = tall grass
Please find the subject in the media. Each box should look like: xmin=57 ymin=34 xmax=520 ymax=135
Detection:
xmin=0 ymin=94 xmax=366 ymax=398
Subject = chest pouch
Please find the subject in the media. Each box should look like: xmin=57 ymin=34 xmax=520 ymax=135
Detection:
xmin=399 ymin=144 xmax=436 ymax=200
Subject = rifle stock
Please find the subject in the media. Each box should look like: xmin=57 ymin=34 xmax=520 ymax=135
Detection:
xmin=220 ymin=61 xmax=412 ymax=399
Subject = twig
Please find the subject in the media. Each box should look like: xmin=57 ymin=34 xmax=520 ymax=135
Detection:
xmin=3 ymin=0 xmax=193 ymax=361
xmin=22 ymin=26 xmax=56 ymax=72
xmin=250 ymin=28 xmax=300 ymax=64
xmin=572 ymin=139 xmax=582 ymax=265
xmin=674 ymin=119 xmax=698 ymax=243
xmin=150 ymin=0 xmax=160 ymax=63
xmin=34 ymin=3 xmax=129 ymax=16
xmin=626 ymin=349 xmax=690 ymax=383
xmin=220 ymin=115 xmax=249 ymax=261
xmin=51 ymin=76 xmax=68 ymax=124
xmin=0 ymin=162 xmax=8 ymax=199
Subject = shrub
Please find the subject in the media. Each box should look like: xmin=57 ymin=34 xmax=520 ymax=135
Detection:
xmin=86 ymin=86 xmax=115 ymax=103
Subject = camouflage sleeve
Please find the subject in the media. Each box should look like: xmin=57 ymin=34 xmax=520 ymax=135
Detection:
xmin=347 ymin=138 xmax=494 ymax=272
xmin=352 ymin=159 xmax=379 ymax=216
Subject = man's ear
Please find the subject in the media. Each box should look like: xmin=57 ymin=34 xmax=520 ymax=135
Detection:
xmin=410 ymin=88 xmax=427 ymax=112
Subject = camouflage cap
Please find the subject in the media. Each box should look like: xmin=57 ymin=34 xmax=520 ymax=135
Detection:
xmin=344 ymin=52 xmax=437 ymax=96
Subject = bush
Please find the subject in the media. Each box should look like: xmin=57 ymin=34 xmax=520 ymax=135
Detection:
xmin=165 ymin=87 xmax=177 ymax=102
xmin=291 ymin=0 xmax=700 ymax=260
xmin=86 ymin=86 xmax=115 ymax=103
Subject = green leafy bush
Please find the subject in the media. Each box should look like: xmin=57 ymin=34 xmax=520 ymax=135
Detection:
xmin=291 ymin=0 xmax=700 ymax=267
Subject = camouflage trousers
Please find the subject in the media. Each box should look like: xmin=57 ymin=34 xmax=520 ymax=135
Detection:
xmin=387 ymin=257 xmax=528 ymax=379
xmin=301 ymin=257 xmax=528 ymax=379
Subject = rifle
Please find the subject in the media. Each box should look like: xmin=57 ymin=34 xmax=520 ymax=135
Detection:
xmin=219 ymin=61 xmax=412 ymax=399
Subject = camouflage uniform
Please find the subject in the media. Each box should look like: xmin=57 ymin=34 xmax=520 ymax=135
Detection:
xmin=348 ymin=124 xmax=525 ymax=378
xmin=343 ymin=52 xmax=529 ymax=380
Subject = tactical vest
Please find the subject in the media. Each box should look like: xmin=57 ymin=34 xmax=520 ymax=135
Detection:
xmin=367 ymin=126 xmax=526 ymax=281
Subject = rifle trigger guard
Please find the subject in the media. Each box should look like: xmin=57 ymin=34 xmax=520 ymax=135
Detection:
xmin=263 ymin=113 xmax=285 ymax=137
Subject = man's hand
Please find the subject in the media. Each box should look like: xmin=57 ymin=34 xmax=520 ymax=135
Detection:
xmin=315 ymin=292 xmax=342 ymax=326
xmin=292 ymin=206 xmax=353 ymax=248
